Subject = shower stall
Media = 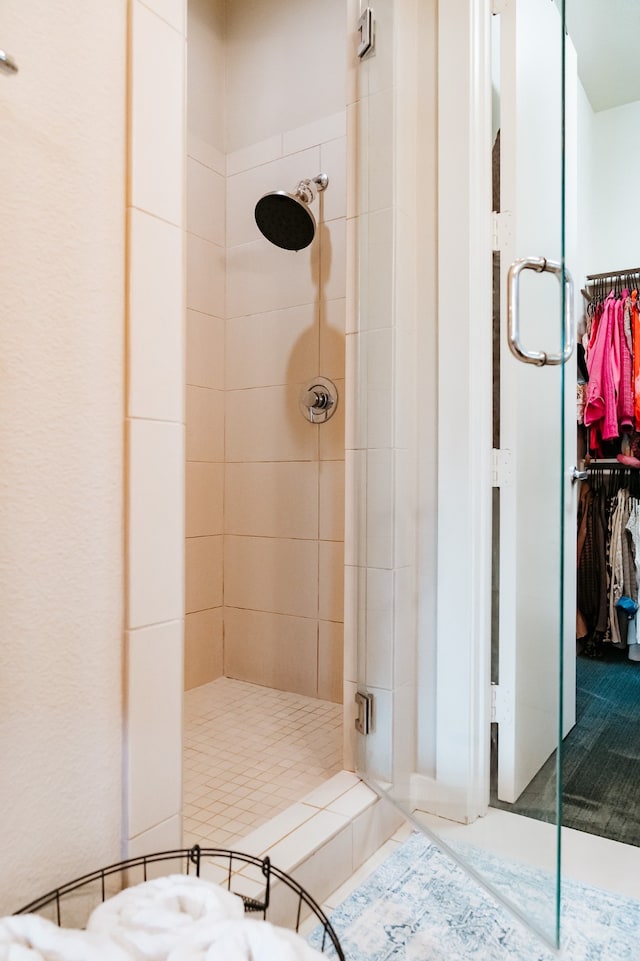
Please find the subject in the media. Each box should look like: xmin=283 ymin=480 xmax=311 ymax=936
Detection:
xmin=183 ymin=0 xmax=350 ymax=845
xmin=182 ymin=0 xmax=595 ymax=951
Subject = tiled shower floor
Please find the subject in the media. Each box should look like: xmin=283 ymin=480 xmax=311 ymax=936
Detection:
xmin=183 ymin=677 xmax=343 ymax=849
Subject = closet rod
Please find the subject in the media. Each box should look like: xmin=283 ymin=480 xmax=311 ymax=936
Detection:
xmin=585 ymin=460 xmax=640 ymax=471
xmin=585 ymin=267 xmax=640 ymax=281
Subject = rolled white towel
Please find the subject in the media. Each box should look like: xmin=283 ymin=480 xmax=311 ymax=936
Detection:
xmin=87 ymin=875 xmax=244 ymax=961
xmin=166 ymin=918 xmax=328 ymax=961
xmin=0 ymin=913 xmax=132 ymax=961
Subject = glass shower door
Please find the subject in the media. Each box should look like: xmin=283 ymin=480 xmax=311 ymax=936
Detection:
xmin=350 ymin=0 xmax=573 ymax=948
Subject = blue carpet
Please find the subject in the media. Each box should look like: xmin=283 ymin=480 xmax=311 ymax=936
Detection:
xmin=310 ymin=832 xmax=640 ymax=960
xmin=493 ymin=652 xmax=640 ymax=846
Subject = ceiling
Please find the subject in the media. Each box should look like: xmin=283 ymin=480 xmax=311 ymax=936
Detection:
xmin=564 ymin=0 xmax=640 ymax=111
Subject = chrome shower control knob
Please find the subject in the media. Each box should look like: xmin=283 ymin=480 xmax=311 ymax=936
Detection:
xmin=299 ymin=377 xmax=338 ymax=424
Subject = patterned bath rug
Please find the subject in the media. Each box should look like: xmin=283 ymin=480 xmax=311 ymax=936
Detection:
xmin=309 ymin=831 xmax=640 ymax=961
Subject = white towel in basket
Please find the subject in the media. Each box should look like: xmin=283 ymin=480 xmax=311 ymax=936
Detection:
xmin=0 ymin=913 xmax=132 ymax=961
xmin=87 ymin=874 xmax=244 ymax=961
xmin=166 ymin=918 xmax=327 ymax=961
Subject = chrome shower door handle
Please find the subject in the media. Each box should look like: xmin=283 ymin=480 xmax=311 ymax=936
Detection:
xmin=0 ymin=49 xmax=18 ymax=73
xmin=507 ymin=256 xmax=574 ymax=366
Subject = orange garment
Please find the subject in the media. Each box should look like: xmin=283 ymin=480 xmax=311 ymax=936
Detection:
xmin=633 ymin=290 xmax=640 ymax=425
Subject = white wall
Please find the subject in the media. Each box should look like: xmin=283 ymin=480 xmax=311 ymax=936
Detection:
xmin=588 ymin=99 xmax=640 ymax=274
xmin=0 ymin=0 xmax=126 ymax=911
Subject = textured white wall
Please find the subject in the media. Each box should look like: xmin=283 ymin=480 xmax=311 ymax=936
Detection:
xmin=589 ymin=100 xmax=640 ymax=274
xmin=0 ymin=0 xmax=126 ymax=912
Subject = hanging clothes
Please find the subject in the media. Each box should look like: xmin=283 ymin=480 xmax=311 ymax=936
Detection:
xmin=577 ymin=475 xmax=640 ymax=661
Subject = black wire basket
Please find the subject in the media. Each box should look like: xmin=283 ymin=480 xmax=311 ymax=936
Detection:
xmin=14 ymin=845 xmax=345 ymax=960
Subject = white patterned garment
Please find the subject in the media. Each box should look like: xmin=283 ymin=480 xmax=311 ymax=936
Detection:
xmin=625 ymin=498 xmax=640 ymax=660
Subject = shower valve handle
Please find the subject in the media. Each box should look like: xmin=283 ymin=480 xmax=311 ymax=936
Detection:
xmin=304 ymin=388 xmax=332 ymax=412
xmin=299 ymin=377 xmax=339 ymax=425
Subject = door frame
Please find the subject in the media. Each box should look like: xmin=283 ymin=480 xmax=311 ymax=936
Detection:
xmin=416 ymin=0 xmax=494 ymax=823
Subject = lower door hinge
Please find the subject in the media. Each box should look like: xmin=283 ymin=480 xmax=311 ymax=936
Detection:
xmin=492 ymin=448 xmax=513 ymax=488
xmin=355 ymin=691 xmax=374 ymax=735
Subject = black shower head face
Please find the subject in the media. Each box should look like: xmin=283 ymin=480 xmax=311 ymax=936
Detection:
xmin=254 ymin=191 xmax=316 ymax=250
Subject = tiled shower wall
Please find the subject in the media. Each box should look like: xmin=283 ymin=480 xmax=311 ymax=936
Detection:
xmin=184 ymin=0 xmax=347 ymax=703
xmin=185 ymin=0 xmax=226 ymax=690
xmin=223 ymin=116 xmax=346 ymax=702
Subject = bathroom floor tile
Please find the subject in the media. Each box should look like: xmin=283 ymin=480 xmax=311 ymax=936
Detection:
xmin=183 ymin=677 xmax=343 ymax=849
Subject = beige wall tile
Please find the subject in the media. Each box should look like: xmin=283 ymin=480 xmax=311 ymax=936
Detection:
xmin=394 ymin=566 xmax=417 ymax=688
xmin=225 ymin=304 xmax=318 ymax=390
xmin=128 ymin=420 xmax=184 ymax=629
xmin=185 ymin=461 xmax=223 ymax=536
xmin=343 ymin=564 xmax=364 ymax=684
xmin=187 ymin=0 xmax=225 ymax=152
xmin=184 ymin=608 xmax=223 ymax=690
xmin=128 ymin=815 xmax=182 ymax=856
xmin=131 ymin=1 xmax=184 ymax=225
xmin=127 ymin=621 xmax=183 ymax=837
xmin=347 ymin=100 xmax=368 ymax=219
xmin=318 ymin=621 xmax=344 ymax=703
xmin=226 ymin=385 xmax=318 ymax=462
xmin=186 ymin=386 xmax=224 ymax=462
xmin=319 ymin=378 xmax=345 ymax=460
xmin=226 ymin=238 xmax=318 ymax=318
xmin=185 ymin=535 xmax=223 ymax=613
xmin=187 ymin=133 xmax=225 ymax=176
xmin=344 ymin=449 xmax=367 ymax=567
xmin=187 ymin=157 xmax=225 ymax=247
xmin=320 ymin=217 xmax=347 ymax=302
xmin=319 ymin=540 xmax=345 ymax=623
xmin=360 ymin=0 xmax=394 ymax=97
xmin=365 ymin=328 xmax=393 ymax=450
xmin=368 ymin=88 xmax=395 ymax=213
xmin=227 ymin=146 xmax=321 ymax=248
xmin=225 ymin=536 xmax=318 ymax=618
xmin=366 ymin=448 xmax=393 ymax=570
xmin=364 ymin=209 xmax=394 ymax=331
xmin=224 ymin=607 xmax=317 ymax=697
xmin=225 ymin=0 xmax=346 ymax=153
xmin=283 ymin=112 xmax=347 ymax=156
xmin=186 ymin=310 xmax=224 ymax=390
xmin=128 ymin=208 xmax=184 ymax=422
xmin=186 ymin=233 xmax=225 ymax=317
xmin=365 ymin=568 xmax=393 ymax=688
xmin=320 ymin=298 xmax=346 ymax=382
xmin=319 ymin=460 xmax=345 ymax=542
xmin=141 ymin=0 xmax=185 ymax=33
xmin=225 ymin=462 xmax=318 ymax=539
xmin=226 ymin=135 xmax=282 ymax=177
xmin=320 ymin=137 xmax=347 ymax=223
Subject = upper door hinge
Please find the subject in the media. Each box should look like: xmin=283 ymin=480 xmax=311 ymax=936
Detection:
xmin=357 ymin=8 xmax=375 ymax=59
xmin=492 ymin=210 xmax=512 ymax=252
xmin=491 ymin=448 xmax=513 ymax=488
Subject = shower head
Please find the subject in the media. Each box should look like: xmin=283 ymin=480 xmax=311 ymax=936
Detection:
xmin=254 ymin=173 xmax=329 ymax=251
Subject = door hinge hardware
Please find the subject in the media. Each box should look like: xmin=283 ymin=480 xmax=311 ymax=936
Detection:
xmin=355 ymin=690 xmax=374 ymax=735
xmin=357 ymin=8 xmax=375 ymax=59
xmin=492 ymin=210 xmax=512 ymax=252
xmin=492 ymin=448 xmax=513 ymax=488
xmin=491 ymin=683 xmax=501 ymax=723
